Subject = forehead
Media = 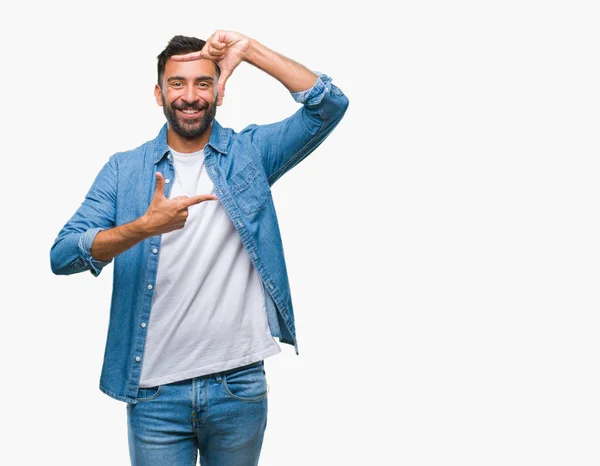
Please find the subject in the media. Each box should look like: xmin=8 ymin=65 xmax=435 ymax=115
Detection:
xmin=163 ymin=58 xmax=218 ymax=80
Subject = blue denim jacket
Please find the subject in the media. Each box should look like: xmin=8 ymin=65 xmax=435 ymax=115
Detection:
xmin=50 ymin=73 xmax=348 ymax=403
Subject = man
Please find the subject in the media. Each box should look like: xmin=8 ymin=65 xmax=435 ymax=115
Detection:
xmin=50 ymin=30 xmax=348 ymax=465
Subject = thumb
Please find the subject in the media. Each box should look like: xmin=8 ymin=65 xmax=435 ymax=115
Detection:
xmin=153 ymin=172 xmax=165 ymax=198
xmin=217 ymin=70 xmax=232 ymax=105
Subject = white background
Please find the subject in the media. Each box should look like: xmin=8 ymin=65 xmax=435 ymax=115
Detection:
xmin=2 ymin=0 xmax=600 ymax=464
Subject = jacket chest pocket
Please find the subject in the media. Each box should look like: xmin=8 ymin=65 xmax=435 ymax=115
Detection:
xmin=227 ymin=161 xmax=270 ymax=214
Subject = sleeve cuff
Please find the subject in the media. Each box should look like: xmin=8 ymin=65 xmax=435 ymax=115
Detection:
xmin=78 ymin=227 xmax=112 ymax=277
xmin=291 ymin=73 xmax=333 ymax=106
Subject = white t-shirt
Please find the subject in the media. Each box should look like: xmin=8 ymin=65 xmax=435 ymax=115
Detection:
xmin=139 ymin=147 xmax=280 ymax=387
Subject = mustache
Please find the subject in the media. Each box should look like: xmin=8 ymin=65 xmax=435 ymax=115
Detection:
xmin=172 ymin=101 xmax=209 ymax=111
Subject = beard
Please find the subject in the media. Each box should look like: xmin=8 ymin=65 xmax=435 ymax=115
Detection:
xmin=161 ymin=93 xmax=217 ymax=139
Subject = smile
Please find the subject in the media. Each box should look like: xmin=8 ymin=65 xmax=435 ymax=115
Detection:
xmin=177 ymin=108 xmax=204 ymax=119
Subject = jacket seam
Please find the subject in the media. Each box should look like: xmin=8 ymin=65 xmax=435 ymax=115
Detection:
xmin=99 ymin=384 xmax=136 ymax=404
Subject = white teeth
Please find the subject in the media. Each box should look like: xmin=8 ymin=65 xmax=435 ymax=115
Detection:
xmin=182 ymin=109 xmax=199 ymax=114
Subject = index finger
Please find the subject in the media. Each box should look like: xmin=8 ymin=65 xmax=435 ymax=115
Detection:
xmin=182 ymin=194 xmax=218 ymax=207
xmin=171 ymin=50 xmax=203 ymax=62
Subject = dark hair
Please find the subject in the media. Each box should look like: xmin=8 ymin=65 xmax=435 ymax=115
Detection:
xmin=157 ymin=35 xmax=221 ymax=87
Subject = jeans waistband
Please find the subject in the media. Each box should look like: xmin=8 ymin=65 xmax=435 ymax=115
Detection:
xmin=217 ymin=360 xmax=264 ymax=377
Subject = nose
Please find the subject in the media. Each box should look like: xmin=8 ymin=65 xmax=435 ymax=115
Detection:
xmin=183 ymin=84 xmax=199 ymax=104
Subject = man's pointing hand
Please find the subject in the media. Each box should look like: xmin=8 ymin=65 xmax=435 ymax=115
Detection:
xmin=141 ymin=172 xmax=218 ymax=236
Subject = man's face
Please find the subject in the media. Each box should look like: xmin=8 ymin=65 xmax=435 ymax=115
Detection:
xmin=155 ymin=58 xmax=219 ymax=139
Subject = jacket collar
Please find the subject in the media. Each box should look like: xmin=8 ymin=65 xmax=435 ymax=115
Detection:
xmin=152 ymin=120 xmax=228 ymax=163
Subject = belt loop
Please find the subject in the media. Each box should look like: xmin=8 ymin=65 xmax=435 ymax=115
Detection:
xmin=214 ymin=372 xmax=222 ymax=383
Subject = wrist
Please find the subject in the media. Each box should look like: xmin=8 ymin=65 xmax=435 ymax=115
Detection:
xmin=131 ymin=215 xmax=154 ymax=239
xmin=243 ymin=38 xmax=262 ymax=65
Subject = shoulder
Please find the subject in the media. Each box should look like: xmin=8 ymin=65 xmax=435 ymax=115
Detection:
xmin=110 ymin=137 xmax=156 ymax=166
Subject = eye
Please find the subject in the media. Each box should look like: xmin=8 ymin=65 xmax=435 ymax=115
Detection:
xmin=197 ymin=82 xmax=209 ymax=88
xmin=171 ymin=82 xmax=183 ymax=88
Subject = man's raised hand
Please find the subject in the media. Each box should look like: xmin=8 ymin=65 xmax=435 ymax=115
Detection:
xmin=141 ymin=172 xmax=217 ymax=236
xmin=171 ymin=30 xmax=251 ymax=106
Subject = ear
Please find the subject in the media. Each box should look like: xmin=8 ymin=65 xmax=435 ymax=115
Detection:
xmin=154 ymin=84 xmax=163 ymax=107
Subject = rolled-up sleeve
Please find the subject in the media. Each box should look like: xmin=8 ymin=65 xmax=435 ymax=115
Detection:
xmin=50 ymin=156 xmax=117 ymax=277
xmin=291 ymin=73 xmax=331 ymax=105
xmin=77 ymin=227 xmax=112 ymax=276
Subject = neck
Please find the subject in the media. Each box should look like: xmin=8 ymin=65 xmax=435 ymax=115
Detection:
xmin=166 ymin=123 xmax=212 ymax=153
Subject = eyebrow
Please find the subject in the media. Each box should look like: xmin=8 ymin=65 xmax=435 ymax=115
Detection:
xmin=167 ymin=76 xmax=215 ymax=83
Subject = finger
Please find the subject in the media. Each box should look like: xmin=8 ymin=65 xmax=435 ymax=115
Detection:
xmin=209 ymin=39 xmax=226 ymax=50
xmin=171 ymin=196 xmax=188 ymax=201
xmin=217 ymin=85 xmax=225 ymax=106
xmin=171 ymin=50 xmax=203 ymax=62
xmin=204 ymin=51 xmax=225 ymax=61
xmin=215 ymin=30 xmax=229 ymax=43
xmin=217 ymin=70 xmax=232 ymax=105
xmin=182 ymin=194 xmax=218 ymax=207
xmin=154 ymin=172 xmax=165 ymax=197
xmin=203 ymin=43 xmax=225 ymax=59
xmin=218 ymin=69 xmax=232 ymax=91
xmin=208 ymin=48 xmax=226 ymax=58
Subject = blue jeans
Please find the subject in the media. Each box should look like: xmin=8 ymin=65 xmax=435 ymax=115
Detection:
xmin=126 ymin=361 xmax=268 ymax=465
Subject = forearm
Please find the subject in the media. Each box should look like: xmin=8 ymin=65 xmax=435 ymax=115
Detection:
xmin=91 ymin=216 xmax=152 ymax=262
xmin=244 ymin=39 xmax=318 ymax=93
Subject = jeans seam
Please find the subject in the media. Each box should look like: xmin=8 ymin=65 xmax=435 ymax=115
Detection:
xmin=202 ymin=379 xmax=209 ymax=421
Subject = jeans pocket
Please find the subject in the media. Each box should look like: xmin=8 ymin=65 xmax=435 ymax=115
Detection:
xmin=223 ymin=363 xmax=268 ymax=402
xmin=135 ymin=385 xmax=162 ymax=402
